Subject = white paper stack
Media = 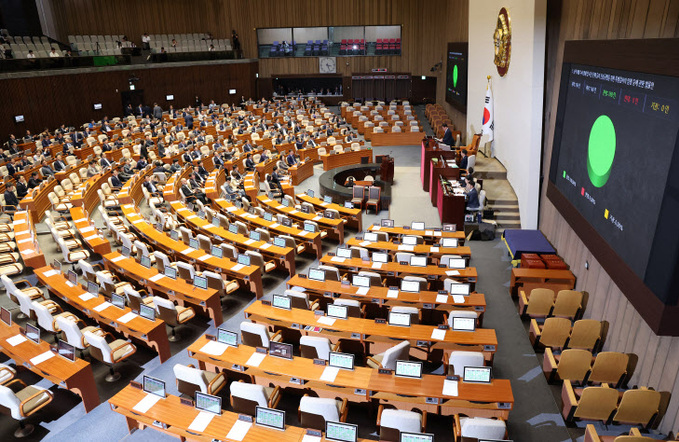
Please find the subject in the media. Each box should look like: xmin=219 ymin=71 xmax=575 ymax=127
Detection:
xmin=200 ymin=340 xmax=228 ymax=356
xmin=246 ymin=351 xmax=266 ymax=367
xmin=225 ymin=420 xmax=251 ymax=441
xmin=133 ymin=393 xmax=162 ymax=412
xmin=319 ymin=366 xmax=340 ymax=382
xmin=188 ymin=411 xmax=215 ymax=432
xmin=30 ymin=351 xmax=55 ymax=366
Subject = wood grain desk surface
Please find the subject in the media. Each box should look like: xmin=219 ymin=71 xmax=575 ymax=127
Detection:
xmin=256 ymin=196 xmax=344 ymax=228
xmin=245 ymin=301 xmax=497 ymax=348
xmin=367 ymin=224 xmax=466 ymax=242
xmin=346 ymin=238 xmax=472 ymax=258
xmin=286 ymin=275 xmax=485 ymax=311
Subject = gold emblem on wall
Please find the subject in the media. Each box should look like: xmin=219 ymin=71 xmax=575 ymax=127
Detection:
xmin=493 ymin=7 xmax=511 ymax=76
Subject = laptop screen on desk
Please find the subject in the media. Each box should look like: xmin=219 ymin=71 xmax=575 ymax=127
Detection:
xmin=400 ymin=432 xmax=435 ymax=442
xmin=352 ymin=275 xmax=370 ymax=288
xmin=344 ymin=201 xmax=353 ymax=209
xmin=326 ymin=421 xmax=358 ymax=442
xmin=388 ymin=311 xmax=411 ymax=327
xmin=229 ymin=224 xmax=239 ymax=234
xmin=57 ymin=339 xmax=76 ymax=362
xmin=464 ymin=366 xmax=492 ymax=383
xmin=237 ymin=254 xmax=251 ymax=266
xmin=308 ymin=268 xmax=326 ymax=282
xmin=400 ymin=280 xmax=420 ymax=293
xmin=324 ymin=196 xmax=333 ymax=204
xmin=452 ymin=316 xmax=476 ymax=331
xmin=250 ymin=231 xmax=261 ymax=242
xmin=327 ymin=304 xmax=348 ymax=320
xmin=0 ymin=307 xmax=10 ymax=326
xmin=111 ymin=293 xmax=125 ymax=309
xmin=255 ymin=406 xmax=285 ymax=431
xmin=164 ymin=266 xmax=177 ymax=279
xmin=122 ymin=246 xmax=131 ymax=257
xmin=448 ymin=258 xmax=466 ymax=269
xmin=272 ymin=294 xmax=291 ymax=310
xmin=195 ymin=392 xmax=222 ymax=415
xmin=303 ymin=223 xmax=315 ymax=233
xmin=140 ymin=304 xmax=155 ymax=321
xmin=372 ymin=252 xmax=388 ymax=263
xmin=448 ymin=282 xmax=470 ymax=296
xmin=68 ymin=269 xmax=78 ymax=285
xmin=25 ymin=323 xmax=40 ymax=343
xmin=410 ymin=256 xmax=428 ymax=267
xmin=336 ymin=247 xmax=352 ymax=258
xmin=211 ymin=245 xmax=223 ymax=258
xmin=395 ymin=360 xmax=422 ymax=379
xmin=143 ymin=375 xmax=166 ymax=398
xmin=87 ymin=281 xmax=99 ymax=295
xmin=306 ymin=189 xmax=314 ymax=197
xmin=217 ymin=328 xmax=238 ymax=346
xmin=170 ymin=230 xmax=179 ymax=241
xmin=442 ymin=223 xmax=456 ymax=232
xmin=441 ymin=238 xmax=458 ymax=248
xmin=193 ymin=275 xmax=208 ymax=290
xmin=381 ymin=219 xmax=394 ymax=227
xmin=329 ymin=351 xmax=355 ymax=370
xmin=189 ymin=238 xmax=199 ymax=249
xmin=273 ymin=237 xmax=286 ymax=248
xmin=263 ymin=212 xmax=273 ymax=221
xmin=363 ymin=232 xmax=378 ymax=242
xmin=140 ymin=255 xmax=151 ymax=268
xmin=411 ymin=221 xmax=425 ymax=230
xmin=269 ymin=341 xmax=293 ymax=360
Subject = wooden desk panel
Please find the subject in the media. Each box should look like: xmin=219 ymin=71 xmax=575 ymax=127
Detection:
xmin=0 ymin=321 xmax=99 ymax=412
xmin=368 ymin=224 xmax=465 ymax=245
xmin=19 ymin=176 xmax=57 ymax=224
xmin=245 ymin=302 xmax=497 ymax=362
xmin=257 ymin=195 xmax=344 ymax=243
xmin=510 ymin=268 xmax=576 ymax=296
xmin=345 ymin=238 xmax=471 ymax=262
xmin=121 ymin=204 xmax=264 ymax=299
xmin=170 ymin=201 xmax=295 ymax=277
xmin=296 ymin=193 xmax=363 ymax=231
xmin=289 ymin=160 xmax=314 ymax=186
xmin=102 ymin=253 xmax=222 ymax=326
xmin=70 ymin=207 xmax=112 ymax=255
xmin=13 ymin=211 xmax=46 ymax=268
xmin=370 ymin=131 xmax=424 ymax=146
xmin=34 ymin=266 xmax=172 ymax=363
xmin=321 ymin=149 xmax=373 ymax=171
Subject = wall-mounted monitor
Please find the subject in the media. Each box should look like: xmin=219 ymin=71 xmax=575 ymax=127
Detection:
xmin=14 ymin=115 xmax=24 ymax=123
xmin=546 ymin=38 xmax=679 ymax=335
xmin=229 ymin=89 xmax=237 ymax=95
xmin=445 ymin=42 xmax=468 ymax=113
xmin=166 ymin=94 xmax=174 ymax=101
xmin=93 ymin=103 xmax=102 ymax=110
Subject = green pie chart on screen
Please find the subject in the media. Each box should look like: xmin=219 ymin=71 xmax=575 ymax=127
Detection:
xmin=587 ymin=115 xmax=616 ymax=188
xmin=453 ymin=65 xmax=458 ymax=88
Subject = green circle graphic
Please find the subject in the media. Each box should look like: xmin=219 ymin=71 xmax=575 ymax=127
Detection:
xmin=587 ymin=115 xmax=616 ymax=188
xmin=453 ymin=65 xmax=459 ymax=88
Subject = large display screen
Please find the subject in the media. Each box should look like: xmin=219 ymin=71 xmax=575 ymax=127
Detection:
xmin=445 ymin=42 xmax=468 ymax=113
xmin=552 ymin=64 xmax=678 ymax=280
xmin=547 ymin=39 xmax=679 ymax=334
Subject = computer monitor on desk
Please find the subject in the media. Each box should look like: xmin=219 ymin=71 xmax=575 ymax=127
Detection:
xmin=195 ymin=392 xmax=222 ymax=415
xmin=400 ymin=432 xmax=434 ymax=442
xmin=326 ymin=421 xmax=358 ymax=442
xmin=255 ymin=406 xmax=285 ymax=431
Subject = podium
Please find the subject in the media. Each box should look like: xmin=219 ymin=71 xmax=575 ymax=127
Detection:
xmin=430 ymin=160 xmax=461 ymax=207
xmin=378 ymin=155 xmax=394 ymax=183
xmin=437 ymin=176 xmax=466 ymax=228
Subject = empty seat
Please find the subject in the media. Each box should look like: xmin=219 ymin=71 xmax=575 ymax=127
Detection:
xmin=453 ymin=415 xmax=507 ymax=441
xmin=377 ymin=406 xmax=426 ymax=441
xmin=240 ymin=321 xmax=281 ymax=348
xmin=229 ymin=380 xmax=281 ymax=416
xmin=298 ymin=395 xmax=348 ymax=431
xmin=367 ymin=340 xmax=410 ymax=370
xmin=173 ymin=363 xmax=226 ymax=398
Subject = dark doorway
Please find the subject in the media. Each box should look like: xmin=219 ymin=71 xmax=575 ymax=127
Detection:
xmin=121 ymin=90 xmax=144 ymax=114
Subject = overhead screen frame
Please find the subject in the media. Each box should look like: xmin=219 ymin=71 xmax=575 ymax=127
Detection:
xmin=445 ymin=42 xmax=468 ymax=113
xmin=546 ymin=38 xmax=679 ymax=335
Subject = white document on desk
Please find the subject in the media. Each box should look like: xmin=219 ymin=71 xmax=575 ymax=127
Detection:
xmin=260 ymin=243 xmax=272 ymax=249
xmin=246 ymin=351 xmax=266 ymax=367
xmin=398 ymin=245 xmax=414 ymax=251
xmin=231 ymin=264 xmax=245 ymax=271
xmin=188 ymin=411 xmax=215 ymax=432
xmin=431 ymin=328 xmax=447 ymax=341
xmin=79 ymin=293 xmax=96 ymax=302
xmin=312 ymin=216 xmax=322 ymax=221
xmin=430 ymin=247 xmax=440 ymax=253
xmin=434 ymin=231 xmax=442 ymax=236
xmin=436 ymin=294 xmax=449 ymax=303
xmin=30 ymin=351 xmax=55 ymax=366
xmin=387 ymin=289 xmax=399 ymax=299
xmin=197 ymin=254 xmax=212 ymax=262
xmin=200 ymin=340 xmax=228 ymax=356
xmin=372 ymin=226 xmax=381 ymax=231
xmin=244 ymin=239 xmax=256 ymax=245
xmin=330 ymin=256 xmax=345 ymax=263
xmin=317 ymin=316 xmax=336 ymax=326
xmin=149 ymin=274 xmax=165 ymax=282
xmin=356 ymin=287 xmax=369 ymax=296
xmin=81 ymin=226 xmax=95 ymax=233
xmin=18 ymin=238 xmax=32 ymax=244
xmin=84 ymin=235 xmax=99 ymax=241
xmin=133 ymin=393 xmax=162 ymax=413
xmin=93 ymin=302 xmax=113 ymax=312
xmin=13 ymin=219 xmax=26 ymax=225
xmin=182 ymin=248 xmax=195 ymax=254
xmin=110 ymin=255 xmax=126 ymax=263
xmin=269 ymin=223 xmax=280 ymax=228
xmin=320 ymin=366 xmax=340 ymax=382
xmin=442 ymin=379 xmax=459 ymax=397
xmin=302 ymin=435 xmax=322 ymax=442
xmin=425 ymin=230 xmax=434 ymax=236
xmin=371 ymin=262 xmax=383 ymax=269
xmin=446 ymin=270 xmax=460 ymax=276
xmin=452 ymin=295 xmax=466 ymax=304
xmin=6 ymin=334 xmax=27 ymax=346
xmin=42 ymin=269 xmax=59 ymax=277
xmin=118 ymin=312 xmax=138 ymax=324
xmin=299 ymin=230 xmax=309 ymax=236
xmin=225 ymin=419 xmax=252 ymax=441
xmin=226 ymin=206 xmax=238 ymax=212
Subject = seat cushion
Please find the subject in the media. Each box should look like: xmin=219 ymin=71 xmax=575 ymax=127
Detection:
xmin=111 ymin=340 xmax=136 ymax=361
xmin=176 ymin=306 xmax=195 ymax=323
xmin=460 ymin=417 xmax=506 ymax=439
xmin=16 ymin=386 xmax=52 ymax=415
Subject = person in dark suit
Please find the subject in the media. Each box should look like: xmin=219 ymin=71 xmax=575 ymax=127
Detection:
xmin=440 ymin=123 xmax=454 ymax=146
xmin=459 ymin=149 xmax=469 ymax=170
xmin=136 ymin=158 xmax=148 ymax=170
xmin=139 ymin=141 xmax=149 ymax=161
xmin=40 ymin=161 xmax=55 ymax=177
xmin=53 ymin=154 xmax=66 ymax=172
xmin=3 ymin=183 xmax=19 ymax=208
xmin=169 ymin=159 xmax=181 ymax=173
xmin=110 ymin=170 xmax=123 ymax=189
xmin=136 ymin=104 xmax=145 ymax=117
xmin=100 ymin=154 xmax=112 ymax=168
xmin=231 ymin=165 xmax=242 ymax=183
xmin=28 ymin=172 xmax=41 ymax=188
xmin=6 ymin=159 xmax=16 ymax=177
xmin=16 ymin=176 xmax=28 ymax=199
xmin=157 ymin=141 xmax=166 ymax=158
xmin=242 ymin=142 xmax=253 ymax=153
xmin=196 ymin=162 xmax=209 ymax=179
xmin=286 ymin=151 xmax=297 ymax=167
xmin=182 ymin=150 xmax=193 ymax=164
xmin=269 ymin=166 xmax=284 ymax=191
xmin=465 ymin=179 xmax=480 ymax=210
xmin=184 ymin=112 xmax=194 ymax=129
xmin=244 ymin=153 xmax=255 ymax=172
xmin=143 ymin=176 xmax=162 ymax=196
xmin=180 ymin=178 xmax=207 ymax=204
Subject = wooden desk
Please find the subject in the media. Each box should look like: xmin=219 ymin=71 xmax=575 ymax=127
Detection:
xmin=70 ymin=169 xmax=113 ymax=216
xmin=286 ymin=274 xmax=485 ymax=322
xmin=296 ymin=193 xmax=363 ymax=231
xmin=13 ymin=210 xmax=46 ymax=268
xmin=370 ymin=130 xmax=424 ymax=147
xmin=170 ymin=201 xmax=295 ymax=276
xmin=109 ymin=385 xmax=323 ymax=442
xmin=289 ymin=160 xmax=314 ymax=186
xmin=121 ymin=204 xmax=264 ymax=299
xmin=509 ymin=268 xmax=576 ymax=297
xmin=321 ymin=149 xmax=373 ymax=171
xmin=19 ymin=176 xmax=58 ymax=224
xmin=257 ymin=195 xmax=345 ymax=243
xmin=212 ymin=197 xmax=322 ymax=258
xmin=188 ymin=337 xmax=512 ymax=418
xmin=367 ymin=224 xmax=465 ymax=245
xmin=430 ymin=160 xmax=461 ymax=207
xmin=102 ymin=252 xmax=222 ymax=326
xmin=0 ymin=320 xmax=99 ymax=412
xmin=35 ymin=266 xmax=172 ymax=363
xmin=70 ymin=207 xmax=112 ymax=255
xmin=346 ymin=238 xmax=472 ymax=262
xmin=318 ymin=255 xmax=478 ymax=290
xmin=245 ymin=301 xmax=497 ymax=363
xmin=438 ymin=178 xmax=466 ymax=229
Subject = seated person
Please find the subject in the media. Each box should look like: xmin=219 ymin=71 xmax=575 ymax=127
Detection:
xmin=16 ymin=176 xmax=29 ymax=199
xmin=222 ymin=176 xmax=246 ymax=200
xmin=179 ymin=178 xmax=207 ymax=204
xmin=110 ymin=169 xmax=123 ymax=189
xmin=27 ymin=172 xmax=41 ymax=189
xmin=244 ymin=153 xmax=255 ymax=172
xmin=459 ymin=149 xmax=469 ymax=170
xmin=269 ymin=166 xmax=284 ymax=192
xmin=3 ymin=183 xmax=19 ymax=209
xmin=465 ymin=179 xmax=480 ymax=210
xmin=143 ymin=175 xmax=162 ymax=196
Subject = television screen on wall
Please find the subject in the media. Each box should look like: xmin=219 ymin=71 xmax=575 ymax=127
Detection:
xmin=445 ymin=42 xmax=468 ymax=113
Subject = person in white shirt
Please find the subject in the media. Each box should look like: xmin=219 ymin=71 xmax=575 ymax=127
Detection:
xmin=49 ymin=47 xmax=60 ymax=57
xmin=141 ymin=33 xmax=151 ymax=50
xmin=26 ymin=50 xmax=36 ymax=59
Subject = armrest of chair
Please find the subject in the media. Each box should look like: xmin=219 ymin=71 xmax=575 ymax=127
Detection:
xmin=4 ymin=378 xmax=27 ymax=392
xmin=268 ymin=385 xmax=281 ymax=409
xmin=366 ymin=356 xmax=382 ymax=368
xmin=561 ymin=380 xmax=578 ymax=419
xmin=14 ymin=279 xmax=35 ymax=288
xmin=270 ymin=330 xmax=282 ymax=343
xmin=332 ymin=342 xmax=341 ymax=353
xmin=208 ymin=371 xmax=227 ymax=395
xmin=339 ymin=397 xmax=348 ymax=422
xmin=421 ymin=410 xmax=427 ymax=432
xmin=452 ymin=414 xmax=463 ymax=442
xmin=108 ymin=340 xmax=136 ymax=362
xmin=628 ymin=428 xmax=642 ymax=437
xmin=309 ymin=300 xmax=320 ymax=311
xmin=376 ymin=404 xmax=384 ymax=427
xmin=19 ymin=388 xmax=53 ymax=417
xmin=529 ymin=319 xmax=541 ymax=346
xmin=518 ymin=290 xmax=529 ymax=316
xmin=543 ymin=347 xmax=558 ymax=382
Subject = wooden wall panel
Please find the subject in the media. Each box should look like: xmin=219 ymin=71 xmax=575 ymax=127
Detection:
xmin=540 ymin=0 xmax=679 ymax=434
xmin=0 ymin=61 xmax=257 ymax=137
xmin=44 ymin=0 xmax=468 ymax=134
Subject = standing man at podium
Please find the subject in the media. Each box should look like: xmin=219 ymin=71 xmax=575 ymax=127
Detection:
xmin=440 ymin=123 xmax=454 ymax=146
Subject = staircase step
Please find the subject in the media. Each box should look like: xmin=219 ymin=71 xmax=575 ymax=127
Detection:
xmin=495 ymin=213 xmax=521 ymax=221
xmin=491 ymin=204 xmax=519 ymax=211
xmin=492 ymin=198 xmax=519 ymax=206
xmin=475 ymin=170 xmax=507 ymax=180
